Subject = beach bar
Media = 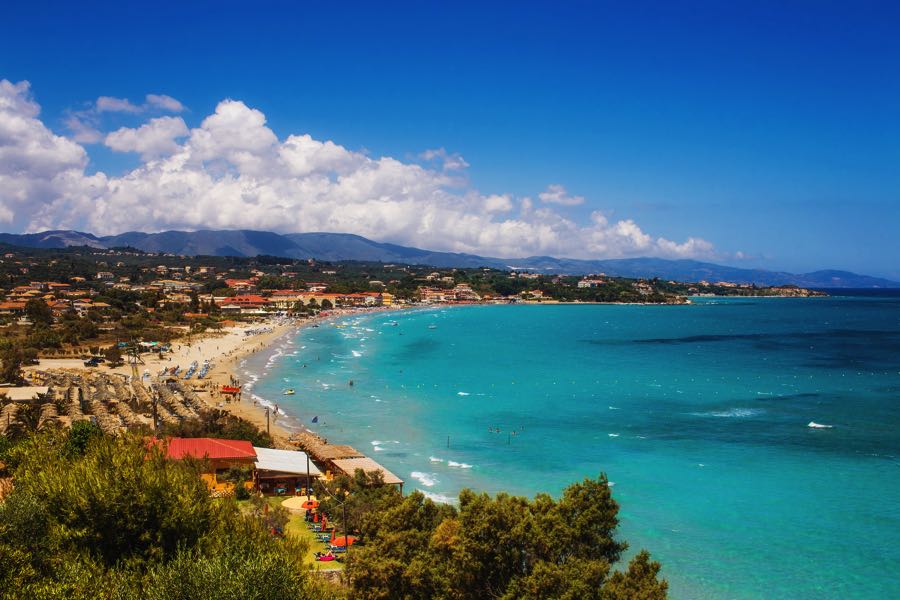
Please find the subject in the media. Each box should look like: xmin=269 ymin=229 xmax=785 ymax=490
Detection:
xmin=291 ymin=431 xmax=404 ymax=492
xmin=253 ymin=446 xmax=322 ymax=495
xmin=331 ymin=456 xmax=404 ymax=493
xmin=165 ymin=437 xmax=257 ymax=492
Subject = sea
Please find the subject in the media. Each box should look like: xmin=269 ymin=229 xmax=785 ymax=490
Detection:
xmin=240 ymin=293 xmax=900 ymax=599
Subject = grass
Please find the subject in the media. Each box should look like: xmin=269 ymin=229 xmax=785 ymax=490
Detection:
xmin=237 ymin=496 xmax=345 ymax=570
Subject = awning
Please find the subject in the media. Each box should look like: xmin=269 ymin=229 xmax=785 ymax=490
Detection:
xmin=254 ymin=446 xmax=322 ymax=477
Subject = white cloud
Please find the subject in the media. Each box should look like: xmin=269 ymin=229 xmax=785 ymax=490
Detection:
xmin=64 ymin=114 xmax=103 ymax=143
xmin=145 ymin=94 xmax=185 ymax=112
xmin=64 ymin=93 xmax=186 ymax=140
xmin=539 ymin=183 xmax=584 ymax=206
xmin=1 ymin=79 xmax=716 ymax=261
xmin=0 ymin=80 xmax=88 ymax=226
xmin=96 ymin=96 xmax=143 ymax=113
xmin=420 ymin=147 xmax=469 ymax=171
xmin=104 ymin=116 xmax=189 ymax=160
xmin=484 ymin=194 xmax=513 ymax=213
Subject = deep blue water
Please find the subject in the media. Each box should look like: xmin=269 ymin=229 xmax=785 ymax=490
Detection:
xmin=243 ymin=296 xmax=900 ymax=599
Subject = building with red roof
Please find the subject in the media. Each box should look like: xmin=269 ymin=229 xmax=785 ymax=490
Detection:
xmin=165 ymin=438 xmax=258 ymax=492
xmin=166 ymin=437 xmax=257 ymax=461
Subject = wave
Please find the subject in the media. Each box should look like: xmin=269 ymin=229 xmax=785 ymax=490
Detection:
xmin=457 ymin=391 xmax=470 ymax=396
xmin=429 ymin=456 xmax=444 ymax=463
xmin=608 ymin=433 xmax=619 ymax=438
xmin=410 ymin=471 xmax=438 ymax=487
xmin=808 ymin=421 xmax=833 ymax=429
xmin=251 ymin=393 xmax=275 ymax=409
xmin=693 ymin=408 xmax=764 ymax=418
xmin=447 ymin=461 xmax=473 ymax=469
xmin=351 ymin=350 xmax=363 ymax=357
xmin=419 ymin=490 xmax=457 ymax=504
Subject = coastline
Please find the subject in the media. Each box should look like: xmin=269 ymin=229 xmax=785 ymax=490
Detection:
xmin=197 ymin=306 xmax=404 ymax=447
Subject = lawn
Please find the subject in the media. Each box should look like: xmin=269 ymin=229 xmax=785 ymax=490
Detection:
xmin=237 ymin=496 xmax=344 ymax=570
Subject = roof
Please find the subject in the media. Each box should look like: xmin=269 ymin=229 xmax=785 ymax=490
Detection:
xmin=291 ymin=432 xmax=362 ymax=460
xmin=253 ymin=447 xmax=323 ymax=477
xmin=166 ymin=438 xmax=257 ymax=461
xmin=331 ymin=457 xmax=404 ymax=486
xmin=292 ymin=432 xmax=365 ymax=461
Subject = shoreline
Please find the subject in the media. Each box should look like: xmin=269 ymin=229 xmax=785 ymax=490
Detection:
xmin=198 ymin=306 xmax=405 ymax=448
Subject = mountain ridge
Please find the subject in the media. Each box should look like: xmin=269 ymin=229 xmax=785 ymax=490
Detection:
xmin=0 ymin=229 xmax=896 ymax=288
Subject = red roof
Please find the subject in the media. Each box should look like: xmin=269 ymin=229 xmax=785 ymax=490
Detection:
xmin=166 ymin=438 xmax=257 ymax=461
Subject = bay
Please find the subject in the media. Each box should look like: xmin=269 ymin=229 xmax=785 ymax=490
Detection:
xmin=243 ymin=296 xmax=900 ymax=599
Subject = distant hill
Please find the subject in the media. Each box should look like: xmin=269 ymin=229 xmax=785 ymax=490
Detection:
xmin=0 ymin=229 xmax=897 ymax=288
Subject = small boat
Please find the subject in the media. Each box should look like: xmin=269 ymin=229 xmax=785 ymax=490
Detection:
xmin=283 ymin=389 xmax=296 ymax=395
xmin=428 ymin=324 xmax=437 ymax=330
xmin=808 ymin=421 xmax=833 ymax=429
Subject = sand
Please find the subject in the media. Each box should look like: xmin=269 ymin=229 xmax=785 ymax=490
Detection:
xmin=27 ymin=308 xmax=399 ymax=448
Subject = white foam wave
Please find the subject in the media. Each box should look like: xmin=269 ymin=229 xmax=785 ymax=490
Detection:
xmin=351 ymin=350 xmax=362 ymax=357
xmin=808 ymin=421 xmax=833 ymax=429
xmin=410 ymin=472 xmax=438 ymax=487
xmin=456 ymin=391 xmax=470 ymax=396
xmin=694 ymin=408 xmax=763 ymax=418
xmin=429 ymin=456 xmax=444 ymax=463
xmin=608 ymin=433 xmax=620 ymax=438
xmin=419 ymin=490 xmax=456 ymax=504
xmin=447 ymin=461 xmax=473 ymax=469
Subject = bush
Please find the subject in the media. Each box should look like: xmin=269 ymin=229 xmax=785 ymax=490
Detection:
xmin=0 ymin=431 xmax=338 ymax=600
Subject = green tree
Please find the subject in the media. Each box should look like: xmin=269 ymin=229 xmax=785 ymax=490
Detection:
xmin=24 ymin=298 xmax=53 ymax=326
xmin=347 ymin=475 xmax=666 ymax=600
xmin=0 ymin=348 xmax=23 ymax=384
xmin=0 ymin=431 xmax=339 ymax=600
xmin=103 ymin=346 xmax=124 ymax=367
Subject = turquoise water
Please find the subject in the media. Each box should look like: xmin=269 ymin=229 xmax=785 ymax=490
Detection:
xmin=243 ymin=297 xmax=900 ymax=598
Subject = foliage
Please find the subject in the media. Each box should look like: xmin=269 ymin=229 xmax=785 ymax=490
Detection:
xmin=0 ymin=429 xmax=338 ymax=600
xmin=65 ymin=420 xmax=103 ymax=457
xmin=0 ymin=348 xmax=24 ymax=384
xmin=24 ymin=299 xmax=53 ymax=326
xmin=346 ymin=475 xmax=667 ymax=600
xmin=160 ymin=409 xmax=275 ymax=448
xmin=103 ymin=345 xmax=124 ymax=367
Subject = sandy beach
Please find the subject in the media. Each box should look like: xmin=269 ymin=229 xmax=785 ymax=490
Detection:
xmin=27 ymin=308 xmax=400 ymax=447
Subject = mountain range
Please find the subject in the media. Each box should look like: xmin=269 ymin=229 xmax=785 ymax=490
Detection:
xmin=0 ymin=229 xmax=896 ymax=288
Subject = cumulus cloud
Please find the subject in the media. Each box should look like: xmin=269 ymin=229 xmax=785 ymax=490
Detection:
xmin=104 ymin=116 xmax=189 ymax=160
xmin=64 ymin=92 xmax=186 ymax=142
xmin=0 ymin=80 xmax=88 ymax=226
xmin=0 ymin=79 xmax=715 ymax=260
xmin=539 ymin=183 xmax=585 ymax=206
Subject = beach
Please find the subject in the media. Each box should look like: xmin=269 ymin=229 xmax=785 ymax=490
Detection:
xmin=26 ymin=308 xmax=400 ymax=447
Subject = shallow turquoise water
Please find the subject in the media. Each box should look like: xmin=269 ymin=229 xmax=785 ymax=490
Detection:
xmin=243 ymin=297 xmax=900 ymax=598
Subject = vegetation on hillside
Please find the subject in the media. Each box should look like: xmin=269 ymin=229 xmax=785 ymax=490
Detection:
xmin=0 ymin=425 xmax=668 ymax=599
xmin=0 ymin=426 xmax=339 ymax=599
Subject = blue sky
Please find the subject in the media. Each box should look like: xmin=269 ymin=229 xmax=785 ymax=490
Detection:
xmin=1 ymin=1 xmax=898 ymax=277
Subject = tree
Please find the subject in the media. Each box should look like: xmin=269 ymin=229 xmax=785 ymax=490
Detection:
xmin=0 ymin=431 xmax=339 ymax=600
xmin=0 ymin=348 xmax=23 ymax=384
xmin=24 ymin=299 xmax=53 ymax=326
xmin=320 ymin=299 xmax=333 ymax=310
xmin=103 ymin=346 xmax=123 ymax=367
xmin=347 ymin=475 xmax=667 ymax=600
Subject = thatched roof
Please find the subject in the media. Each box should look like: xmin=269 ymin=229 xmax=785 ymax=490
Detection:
xmin=331 ymin=457 xmax=404 ymax=486
xmin=291 ymin=432 xmax=364 ymax=462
